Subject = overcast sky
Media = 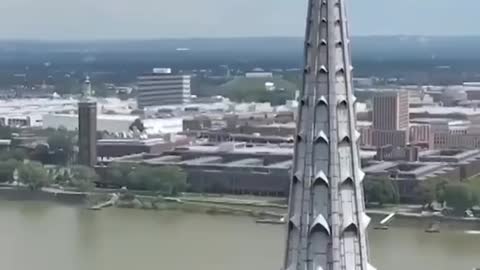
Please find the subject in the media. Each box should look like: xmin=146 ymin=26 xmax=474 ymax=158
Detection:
xmin=0 ymin=0 xmax=478 ymax=40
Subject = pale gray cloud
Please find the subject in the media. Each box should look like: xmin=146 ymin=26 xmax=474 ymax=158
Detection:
xmin=0 ymin=0 xmax=478 ymax=39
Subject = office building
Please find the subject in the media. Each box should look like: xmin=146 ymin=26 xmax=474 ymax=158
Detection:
xmin=372 ymin=91 xmax=410 ymax=147
xmin=372 ymin=129 xmax=409 ymax=147
xmin=409 ymin=124 xmax=433 ymax=148
xmin=373 ymin=91 xmax=409 ymax=130
xmin=137 ymin=68 xmax=191 ymax=109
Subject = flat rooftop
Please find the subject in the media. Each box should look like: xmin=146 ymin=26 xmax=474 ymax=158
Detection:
xmin=252 ymin=122 xmax=296 ymax=128
xmin=410 ymin=106 xmax=480 ymax=116
xmin=420 ymin=149 xmax=480 ymax=163
xmin=176 ymin=143 xmax=377 ymax=159
xmin=357 ymin=121 xmax=372 ymax=127
xmin=47 ymin=113 xmax=138 ymax=121
xmin=0 ymin=98 xmax=135 ymax=116
xmin=176 ymin=144 xmax=294 ymax=156
xmin=363 ymin=161 xmax=452 ymax=180
xmin=98 ymin=138 xmax=168 ymax=146
xmin=410 ymin=118 xmax=470 ymax=125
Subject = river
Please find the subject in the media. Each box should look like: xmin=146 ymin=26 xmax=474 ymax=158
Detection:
xmin=0 ymin=201 xmax=478 ymax=270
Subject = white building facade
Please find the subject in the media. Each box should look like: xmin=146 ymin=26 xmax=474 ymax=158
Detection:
xmin=137 ymin=68 xmax=191 ymax=109
xmin=42 ymin=114 xmax=183 ymax=135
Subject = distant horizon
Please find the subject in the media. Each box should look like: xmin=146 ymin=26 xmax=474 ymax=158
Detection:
xmin=3 ymin=35 xmax=480 ymax=42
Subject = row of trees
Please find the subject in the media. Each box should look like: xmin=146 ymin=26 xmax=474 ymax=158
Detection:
xmin=364 ymin=178 xmax=400 ymax=206
xmin=0 ymin=158 xmax=188 ymax=196
xmin=105 ymin=164 xmax=188 ymax=196
xmin=365 ymin=177 xmax=480 ymax=215
xmin=417 ymin=178 xmax=480 ymax=214
xmin=0 ymin=126 xmax=77 ymax=166
xmin=0 ymin=158 xmax=97 ymax=192
xmin=32 ymin=128 xmax=76 ymax=165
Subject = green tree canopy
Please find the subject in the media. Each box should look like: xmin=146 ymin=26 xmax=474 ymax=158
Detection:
xmin=129 ymin=119 xmax=146 ymax=133
xmin=0 ymin=148 xmax=27 ymax=162
xmin=0 ymin=159 xmax=19 ymax=182
xmin=29 ymin=144 xmax=50 ymax=163
xmin=54 ymin=170 xmax=71 ymax=185
xmin=0 ymin=126 xmax=14 ymax=139
xmin=443 ymin=183 xmax=478 ymax=214
xmin=157 ymin=166 xmax=188 ymax=195
xmin=226 ymin=87 xmax=295 ymax=106
xmin=69 ymin=165 xmax=98 ymax=192
xmin=47 ymin=131 xmax=75 ymax=165
xmin=17 ymin=162 xmax=50 ymax=190
xmin=468 ymin=177 xmax=480 ymax=198
xmin=364 ymin=178 xmax=399 ymax=206
xmin=415 ymin=178 xmax=449 ymax=206
xmin=111 ymin=165 xmax=188 ymax=195
xmin=106 ymin=163 xmax=134 ymax=187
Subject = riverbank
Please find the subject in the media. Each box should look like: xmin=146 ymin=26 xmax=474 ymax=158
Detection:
xmin=0 ymin=186 xmax=85 ymax=204
xmin=86 ymin=192 xmax=480 ymax=230
xmin=1 ymin=187 xmax=479 ymax=230
xmin=87 ymin=193 xmax=286 ymax=219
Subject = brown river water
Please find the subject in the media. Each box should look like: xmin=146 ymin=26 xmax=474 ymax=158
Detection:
xmin=0 ymin=201 xmax=478 ymax=270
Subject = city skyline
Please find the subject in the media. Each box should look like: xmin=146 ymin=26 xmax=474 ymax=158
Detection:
xmin=0 ymin=0 xmax=479 ymax=40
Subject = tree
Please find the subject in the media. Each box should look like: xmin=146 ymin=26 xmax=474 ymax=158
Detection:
xmin=129 ymin=119 xmax=146 ymax=133
xmin=54 ymin=170 xmax=71 ymax=185
xmin=443 ymin=183 xmax=478 ymax=214
xmin=126 ymin=165 xmax=188 ymax=195
xmin=0 ymin=159 xmax=18 ymax=182
xmin=364 ymin=178 xmax=399 ymax=206
xmin=29 ymin=144 xmax=50 ymax=164
xmin=17 ymin=162 xmax=50 ymax=190
xmin=469 ymin=178 xmax=480 ymax=206
xmin=47 ymin=131 xmax=74 ymax=165
xmin=0 ymin=148 xmax=27 ymax=161
xmin=9 ymin=148 xmax=27 ymax=161
xmin=416 ymin=178 xmax=449 ymax=207
xmin=157 ymin=166 xmax=188 ymax=196
xmin=107 ymin=163 xmax=133 ymax=187
xmin=69 ymin=165 xmax=98 ymax=192
xmin=126 ymin=165 xmax=153 ymax=190
xmin=0 ymin=126 xmax=14 ymax=139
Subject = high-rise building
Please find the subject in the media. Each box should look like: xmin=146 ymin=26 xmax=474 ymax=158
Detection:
xmin=373 ymin=91 xmax=409 ymax=130
xmin=137 ymin=68 xmax=191 ymax=109
xmin=371 ymin=91 xmax=410 ymax=147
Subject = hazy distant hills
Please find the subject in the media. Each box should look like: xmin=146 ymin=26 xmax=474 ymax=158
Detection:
xmin=2 ymin=36 xmax=480 ymax=59
xmin=1 ymin=36 xmax=480 ymax=82
xmin=353 ymin=36 xmax=480 ymax=60
xmin=0 ymin=37 xmax=302 ymax=54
